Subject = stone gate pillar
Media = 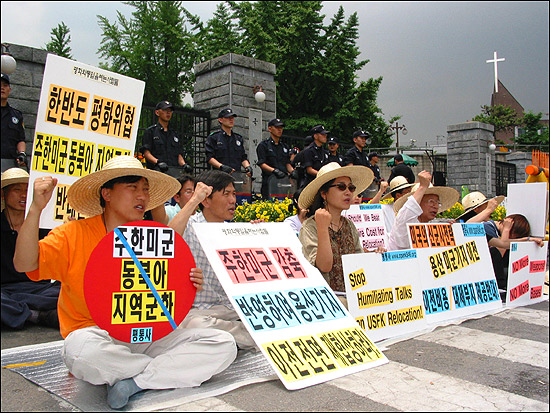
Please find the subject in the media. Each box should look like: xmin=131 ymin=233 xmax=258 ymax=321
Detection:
xmin=447 ymin=121 xmax=496 ymax=197
xmin=193 ymin=53 xmax=276 ymax=193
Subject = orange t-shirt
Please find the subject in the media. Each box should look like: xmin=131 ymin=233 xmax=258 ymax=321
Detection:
xmin=26 ymin=215 xmax=107 ymax=338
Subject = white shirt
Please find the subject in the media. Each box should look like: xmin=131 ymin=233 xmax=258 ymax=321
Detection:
xmin=283 ymin=214 xmax=302 ymax=235
xmin=387 ymin=196 xmax=423 ymax=251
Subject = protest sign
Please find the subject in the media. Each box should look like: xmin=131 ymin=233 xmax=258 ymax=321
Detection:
xmin=410 ymin=223 xmax=503 ymax=325
xmin=192 ymin=222 xmax=388 ymax=390
xmin=343 ymin=204 xmax=389 ymax=251
xmin=26 ymin=54 xmax=145 ymax=228
xmin=84 ymin=221 xmax=196 ymax=343
xmin=506 ymin=182 xmax=548 ymax=238
xmin=342 ymin=249 xmax=427 ymax=342
xmin=505 ymin=241 xmax=548 ymax=308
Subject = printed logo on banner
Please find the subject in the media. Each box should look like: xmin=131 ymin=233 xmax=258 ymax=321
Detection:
xmin=84 ymin=221 xmax=195 ymax=343
xmin=461 ymin=223 xmax=485 ymax=237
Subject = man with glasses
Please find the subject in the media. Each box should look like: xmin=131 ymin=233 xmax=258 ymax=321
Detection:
xmin=387 ymin=170 xmax=459 ymax=250
xmin=141 ymin=101 xmax=192 ymax=177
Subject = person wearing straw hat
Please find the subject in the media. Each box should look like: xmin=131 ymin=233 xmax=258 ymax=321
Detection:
xmin=456 ymin=191 xmax=505 ymax=223
xmin=381 ymin=175 xmax=416 ymax=203
xmin=1 ymin=167 xmax=60 ymax=329
xmin=13 ymin=155 xmax=237 ymax=409
xmin=388 ymin=170 xmax=459 ymax=251
xmin=298 ymin=162 xmax=374 ymax=297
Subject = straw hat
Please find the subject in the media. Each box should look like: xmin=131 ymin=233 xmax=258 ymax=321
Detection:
xmin=456 ymin=192 xmax=505 ymax=221
xmin=381 ymin=175 xmax=415 ymax=201
xmin=67 ymin=155 xmax=180 ymax=217
xmin=1 ymin=168 xmax=29 ymax=210
xmin=298 ymin=162 xmax=374 ymax=210
xmin=393 ymin=183 xmax=459 ymax=215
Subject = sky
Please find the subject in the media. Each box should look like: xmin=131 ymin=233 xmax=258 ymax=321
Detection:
xmin=2 ymin=1 xmax=548 ymax=148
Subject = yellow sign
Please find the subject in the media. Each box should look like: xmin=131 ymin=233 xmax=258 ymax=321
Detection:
xmin=357 ymin=287 xmax=394 ymax=309
xmin=348 ymin=268 xmax=367 ymax=290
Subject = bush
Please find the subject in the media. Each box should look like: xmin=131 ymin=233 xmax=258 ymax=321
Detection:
xmin=234 ymin=198 xmax=294 ymax=222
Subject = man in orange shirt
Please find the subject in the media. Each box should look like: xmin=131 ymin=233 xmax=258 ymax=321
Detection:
xmin=14 ymin=156 xmax=236 ymax=409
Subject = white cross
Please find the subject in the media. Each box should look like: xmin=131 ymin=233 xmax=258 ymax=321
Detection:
xmin=486 ymin=51 xmax=505 ymax=93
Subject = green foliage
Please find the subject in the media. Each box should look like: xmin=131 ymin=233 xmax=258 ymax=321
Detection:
xmin=233 ymin=198 xmax=293 ymax=222
xmin=45 ymin=21 xmax=73 ymax=59
xmin=97 ymin=1 xmax=198 ymax=105
xmin=472 ymin=104 xmax=522 ymax=141
xmin=514 ymin=111 xmax=549 ymax=148
xmin=437 ymin=202 xmax=507 ymax=221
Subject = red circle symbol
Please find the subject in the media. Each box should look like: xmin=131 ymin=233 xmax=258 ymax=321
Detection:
xmin=84 ymin=220 xmax=196 ymax=342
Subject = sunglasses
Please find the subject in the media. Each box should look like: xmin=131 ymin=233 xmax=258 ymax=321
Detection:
xmin=329 ymin=183 xmax=357 ymax=192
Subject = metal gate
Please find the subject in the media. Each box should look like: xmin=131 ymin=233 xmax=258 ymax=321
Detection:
xmin=137 ymin=105 xmax=211 ymax=173
xmin=495 ymin=161 xmax=516 ymax=196
xmin=433 ymin=156 xmax=447 ymax=186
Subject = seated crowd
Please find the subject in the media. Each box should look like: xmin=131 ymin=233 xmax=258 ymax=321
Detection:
xmin=1 ymin=144 xmax=545 ymax=408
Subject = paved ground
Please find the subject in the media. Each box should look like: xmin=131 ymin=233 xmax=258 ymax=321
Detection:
xmin=2 ymin=299 xmax=548 ymax=412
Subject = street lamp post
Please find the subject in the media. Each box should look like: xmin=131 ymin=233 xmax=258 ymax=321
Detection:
xmin=387 ymin=122 xmax=408 ymax=153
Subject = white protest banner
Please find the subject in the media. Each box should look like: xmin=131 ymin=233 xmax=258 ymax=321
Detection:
xmin=342 ymin=249 xmax=427 ymax=342
xmin=343 ymin=204 xmax=388 ymax=251
xmin=27 ymin=54 xmax=145 ymax=228
xmin=409 ymin=223 xmax=503 ymax=324
xmin=192 ymin=222 xmax=388 ymax=390
xmin=505 ymin=241 xmax=548 ymax=308
xmin=506 ymin=182 xmax=548 ymax=238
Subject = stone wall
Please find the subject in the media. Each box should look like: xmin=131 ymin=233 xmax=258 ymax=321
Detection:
xmin=3 ymin=44 xmax=48 ymax=156
xmin=447 ymin=121 xmax=496 ymax=196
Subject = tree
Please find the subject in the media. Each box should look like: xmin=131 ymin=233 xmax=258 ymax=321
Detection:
xmin=97 ymin=1 xmax=199 ymax=105
xmin=198 ymin=1 xmax=394 ymax=145
xmin=472 ymin=104 xmax=522 ymax=142
xmin=515 ymin=111 xmax=549 ymax=148
xmin=45 ymin=22 xmax=73 ymax=59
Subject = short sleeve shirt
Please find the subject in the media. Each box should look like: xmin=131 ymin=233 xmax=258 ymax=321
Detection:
xmin=141 ymin=123 xmax=185 ymax=168
xmin=256 ymin=138 xmax=291 ymax=177
xmin=205 ymin=129 xmax=248 ymax=171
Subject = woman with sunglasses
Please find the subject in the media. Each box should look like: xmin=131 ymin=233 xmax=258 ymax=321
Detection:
xmin=297 ymin=163 xmax=374 ymax=299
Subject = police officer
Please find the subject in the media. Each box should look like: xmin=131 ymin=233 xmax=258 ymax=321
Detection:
xmin=290 ymin=136 xmax=313 ymax=190
xmin=205 ymin=108 xmax=252 ymax=176
xmin=300 ymin=125 xmax=330 ymax=188
xmin=1 ymin=74 xmax=27 ymax=172
xmin=256 ymin=118 xmax=294 ymax=199
xmin=327 ymin=136 xmax=345 ymax=166
xmin=140 ymin=100 xmax=192 ymax=177
xmin=343 ymin=129 xmax=370 ymax=167
xmin=367 ymin=152 xmax=383 ymax=185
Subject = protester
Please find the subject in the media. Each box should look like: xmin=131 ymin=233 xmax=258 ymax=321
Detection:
xmin=256 ymin=118 xmax=294 ymax=199
xmin=283 ymin=188 xmax=307 ymax=234
xmin=456 ymin=191 xmax=504 ymax=223
xmin=205 ymin=108 xmax=252 ymax=177
xmin=168 ymin=170 xmax=257 ymax=350
xmin=13 ymin=156 xmax=236 ymax=409
xmin=483 ymin=214 xmax=544 ymax=290
xmin=300 ymin=125 xmax=330 ymax=188
xmin=368 ymin=180 xmax=389 ymax=204
xmin=381 ymin=175 xmax=415 ymax=203
xmin=150 ymin=174 xmax=196 ymax=225
xmin=327 ymin=136 xmax=345 ymax=166
xmin=298 ymin=162 xmax=374 ymax=297
xmin=388 ymin=154 xmax=415 ymax=184
xmin=140 ymin=101 xmax=192 ymax=177
xmin=388 ymin=170 xmax=459 ymax=251
xmin=1 ymin=167 xmax=59 ymax=329
xmin=1 ymin=73 xmax=27 ymax=172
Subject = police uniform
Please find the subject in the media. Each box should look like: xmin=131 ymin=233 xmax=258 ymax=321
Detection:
xmin=343 ymin=146 xmax=368 ymax=167
xmin=301 ymin=143 xmax=330 ymax=188
xmin=1 ymin=102 xmax=25 ymax=162
xmin=205 ymin=129 xmax=247 ymax=171
xmin=327 ymin=152 xmax=345 ymax=166
xmin=256 ymin=137 xmax=291 ymax=198
xmin=141 ymin=123 xmax=185 ymax=170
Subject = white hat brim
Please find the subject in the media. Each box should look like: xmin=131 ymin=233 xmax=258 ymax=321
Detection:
xmin=67 ymin=157 xmax=180 ymax=217
xmin=298 ymin=164 xmax=374 ymax=210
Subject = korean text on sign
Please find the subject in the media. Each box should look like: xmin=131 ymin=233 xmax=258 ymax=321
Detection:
xmin=114 ymin=227 xmax=175 ymax=258
xmin=45 ymin=84 xmax=89 ymax=129
xmin=89 ymin=95 xmax=136 ymax=140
